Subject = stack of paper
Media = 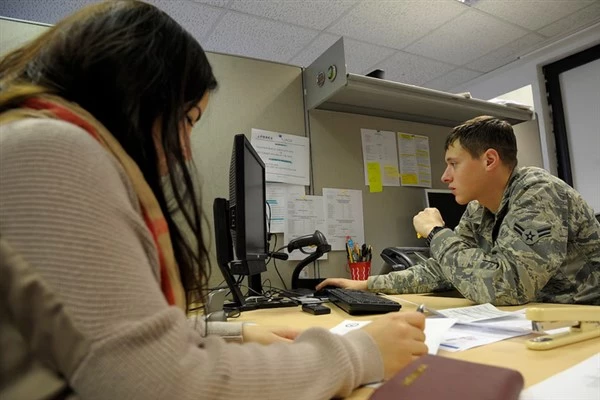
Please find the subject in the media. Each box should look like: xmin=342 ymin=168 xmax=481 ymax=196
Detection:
xmin=331 ymin=303 xmax=558 ymax=354
xmin=434 ymin=304 xmax=534 ymax=352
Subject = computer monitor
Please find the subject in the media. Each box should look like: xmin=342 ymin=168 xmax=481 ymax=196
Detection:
xmin=424 ymin=189 xmax=467 ymax=230
xmin=214 ymin=134 xmax=294 ymax=311
xmin=228 ymin=133 xmax=268 ymax=277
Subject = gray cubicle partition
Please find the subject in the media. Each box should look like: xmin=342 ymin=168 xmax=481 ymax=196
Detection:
xmin=192 ymin=52 xmax=307 ymax=290
xmin=309 ymin=110 xmax=452 ymax=278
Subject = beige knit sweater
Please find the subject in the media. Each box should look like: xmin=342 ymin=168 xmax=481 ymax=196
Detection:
xmin=0 ymin=118 xmax=383 ymax=399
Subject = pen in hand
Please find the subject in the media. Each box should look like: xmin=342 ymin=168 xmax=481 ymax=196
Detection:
xmin=416 ymin=304 xmax=426 ymax=313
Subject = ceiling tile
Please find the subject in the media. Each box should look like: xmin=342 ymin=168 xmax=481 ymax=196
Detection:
xmin=205 ymin=12 xmax=319 ymax=63
xmin=468 ymin=33 xmax=546 ymax=72
xmin=191 ymin=0 xmax=233 ymax=8
xmin=422 ymin=68 xmax=483 ymax=92
xmin=288 ymin=33 xmax=341 ymax=67
xmin=474 ymin=0 xmax=595 ymax=31
xmin=147 ymin=0 xmax=225 ymax=42
xmin=373 ymin=51 xmax=456 ymax=86
xmin=405 ymin=9 xmax=529 ymax=65
xmin=537 ymin=2 xmax=600 ymax=37
xmin=327 ymin=0 xmax=466 ymax=49
xmin=228 ymin=0 xmax=359 ymax=30
xmin=344 ymin=38 xmax=397 ymax=74
xmin=0 ymin=0 xmax=96 ymax=24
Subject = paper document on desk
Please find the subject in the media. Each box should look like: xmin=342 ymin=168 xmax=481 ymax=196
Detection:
xmin=330 ymin=319 xmax=456 ymax=355
xmin=433 ymin=307 xmax=534 ymax=352
xmin=436 ymin=303 xmax=514 ymax=323
xmin=439 ymin=323 xmax=530 ymax=352
xmin=329 ymin=320 xmax=371 ymax=336
xmin=460 ymin=309 xmax=533 ymax=333
xmin=424 ymin=318 xmax=457 ymax=354
xmin=520 ymin=353 xmax=600 ymax=400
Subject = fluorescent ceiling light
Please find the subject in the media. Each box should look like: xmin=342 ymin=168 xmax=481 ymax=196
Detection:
xmin=454 ymin=0 xmax=480 ymax=6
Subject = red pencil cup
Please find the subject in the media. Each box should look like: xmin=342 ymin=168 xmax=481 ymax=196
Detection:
xmin=349 ymin=261 xmax=371 ymax=280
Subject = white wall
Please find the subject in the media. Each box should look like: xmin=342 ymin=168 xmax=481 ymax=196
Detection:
xmin=490 ymin=85 xmax=534 ymax=108
xmin=489 ymin=85 xmax=544 ymax=169
xmin=452 ymin=23 xmax=600 ymax=176
xmin=0 ymin=17 xmax=48 ymax=55
xmin=560 ymin=58 xmax=600 ymax=212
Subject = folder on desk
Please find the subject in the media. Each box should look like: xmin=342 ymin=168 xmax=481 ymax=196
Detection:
xmin=370 ymin=354 xmax=524 ymax=400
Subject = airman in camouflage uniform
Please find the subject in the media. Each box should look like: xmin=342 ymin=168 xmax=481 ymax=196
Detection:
xmin=320 ymin=116 xmax=600 ymax=305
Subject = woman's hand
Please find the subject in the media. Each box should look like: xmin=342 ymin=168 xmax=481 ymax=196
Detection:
xmin=315 ymin=278 xmax=368 ymax=291
xmin=242 ymin=324 xmax=302 ymax=345
xmin=361 ymin=312 xmax=427 ymax=380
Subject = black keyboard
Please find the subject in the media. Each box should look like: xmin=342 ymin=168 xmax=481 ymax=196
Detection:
xmin=326 ymin=288 xmax=401 ymax=315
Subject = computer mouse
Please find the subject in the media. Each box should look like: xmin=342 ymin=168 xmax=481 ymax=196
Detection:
xmin=313 ymin=285 xmax=338 ymax=298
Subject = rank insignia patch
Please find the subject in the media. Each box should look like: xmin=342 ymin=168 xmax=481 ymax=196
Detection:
xmin=513 ymin=223 xmax=552 ymax=245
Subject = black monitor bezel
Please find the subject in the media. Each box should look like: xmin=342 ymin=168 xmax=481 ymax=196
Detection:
xmin=228 ymin=134 xmax=268 ymax=276
xmin=424 ymin=189 xmax=467 ymax=230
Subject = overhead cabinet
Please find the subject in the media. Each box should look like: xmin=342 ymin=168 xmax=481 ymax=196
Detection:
xmin=303 ymin=38 xmax=533 ymax=127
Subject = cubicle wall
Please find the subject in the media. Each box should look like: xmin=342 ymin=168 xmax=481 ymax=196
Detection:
xmin=191 ymin=52 xmax=307 ymax=289
xmin=309 ymin=110 xmax=451 ymax=277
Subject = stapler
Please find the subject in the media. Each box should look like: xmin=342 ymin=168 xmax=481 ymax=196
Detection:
xmin=525 ymin=307 xmax=600 ymax=350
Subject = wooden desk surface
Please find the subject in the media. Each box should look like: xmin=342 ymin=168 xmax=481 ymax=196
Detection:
xmin=236 ymin=293 xmax=600 ymax=399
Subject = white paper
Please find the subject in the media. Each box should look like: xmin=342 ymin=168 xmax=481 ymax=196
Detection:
xmin=423 ymin=305 xmax=535 ymax=352
xmin=460 ymin=309 xmax=533 ymax=333
xmin=329 ymin=319 xmax=372 ymax=335
xmin=322 ymin=188 xmax=365 ymax=251
xmin=361 ymin=129 xmax=400 ymax=187
xmin=397 ymin=132 xmax=432 ymax=188
xmin=424 ymin=318 xmax=457 ymax=355
xmin=520 ymin=353 xmax=600 ymax=400
xmin=284 ymin=195 xmax=327 ymax=261
xmin=265 ymin=183 xmax=305 ymax=233
xmin=251 ymin=129 xmax=310 ymax=185
xmin=439 ymin=323 xmax=530 ymax=352
xmin=436 ymin=303 xmax=514 ymax=323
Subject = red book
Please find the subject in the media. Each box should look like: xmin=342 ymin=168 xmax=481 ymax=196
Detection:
xmin=370 ymin=354 xmax=524 ymax=400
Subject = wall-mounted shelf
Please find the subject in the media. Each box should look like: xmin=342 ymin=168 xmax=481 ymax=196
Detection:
xmin=303 ymin=38 xmax=533 ymax=127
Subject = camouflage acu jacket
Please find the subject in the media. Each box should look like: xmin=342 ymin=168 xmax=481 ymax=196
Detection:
xmin=368 ymin=167 xmax=600 ymax=305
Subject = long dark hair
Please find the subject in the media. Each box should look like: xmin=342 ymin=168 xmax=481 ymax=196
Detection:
xmin=0 ymin=0 xmax=216 ymax=308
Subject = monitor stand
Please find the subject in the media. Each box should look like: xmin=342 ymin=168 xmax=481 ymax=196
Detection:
xmin=214 ymin=198 xmax=298 ymax=313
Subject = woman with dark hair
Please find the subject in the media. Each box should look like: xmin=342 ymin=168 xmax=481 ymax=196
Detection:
xmin=0 ymin=1 xmax=426 ymax=399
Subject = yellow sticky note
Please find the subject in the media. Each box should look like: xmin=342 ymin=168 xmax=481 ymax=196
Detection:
xmin=401 ymin=174 xmax=418 ymax=185
xmin=367 ymin=162 xmax=383 ymax=193
xmin=384 ymin=165 xmax=400 ymax=179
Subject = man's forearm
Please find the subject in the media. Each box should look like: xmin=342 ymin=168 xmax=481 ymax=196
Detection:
xmin=367 ymin=261 xmax=452 ymax=294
